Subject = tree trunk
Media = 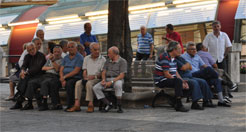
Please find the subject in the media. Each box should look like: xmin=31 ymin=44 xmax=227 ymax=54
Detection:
xmin=108 ymin=0 xmax=132 ymax=92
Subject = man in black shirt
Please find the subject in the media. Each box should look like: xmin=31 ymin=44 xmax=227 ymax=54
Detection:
xmin=10 ymin=42 xmax=46 ymax=110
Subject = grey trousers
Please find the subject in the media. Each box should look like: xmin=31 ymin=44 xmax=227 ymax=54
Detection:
xmin=93 ymin=78 xmax=123 ymax=100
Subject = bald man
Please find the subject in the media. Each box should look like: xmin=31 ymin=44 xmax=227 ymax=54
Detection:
xmin=93 ymin=46 xmax=127 ymax=113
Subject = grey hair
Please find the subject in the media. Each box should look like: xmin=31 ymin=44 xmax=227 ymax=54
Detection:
xmin=212 ymin=21 xmax=221 ymax=26
xmin=166 ymin=41 xmax=179 ymax=52
xmin=186 ymin=41 xmax=196 ymax=50
xmin=68 ymin=41 xmax=78 ymax=47
xmin=90 ymin=42 xmax=99 ymax=49
xmin=140 ymin=25 xmax=146 ymax=30
xmin=109 ymin=46 xmax=119 ymax=55
xmin=26 ymin=42 xmax=36 ymax=48
xmin=32 ymin=37 xmax=41 ymax=43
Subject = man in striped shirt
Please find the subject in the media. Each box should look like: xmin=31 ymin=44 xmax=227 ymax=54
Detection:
xmin=154 ymin=41 xmax=189 ymax=112
xmin=134 ymin=26 xmax=154 ymax=76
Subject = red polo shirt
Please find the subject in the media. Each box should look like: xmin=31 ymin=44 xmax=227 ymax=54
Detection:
xmin=166 ymin=32 xmax=184 ymax=53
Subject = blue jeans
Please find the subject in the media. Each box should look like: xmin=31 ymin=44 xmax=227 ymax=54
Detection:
xmin=192 ymin=67 xmax=222 ymax=93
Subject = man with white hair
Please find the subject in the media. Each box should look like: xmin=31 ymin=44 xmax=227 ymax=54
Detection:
xmin=60 ymin=41 xmax=84 ymax=111
xmin=67 ymin=43 xmax=106 ymax=112
xmin=10 ymin=42 xmax=46 ymax=110
xmin=93 ymin=46 xmax=127 ymax=113
xmin=134 ymin=26 xmax=154 ymax=76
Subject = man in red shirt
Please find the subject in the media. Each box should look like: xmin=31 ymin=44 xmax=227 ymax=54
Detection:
xmin=162 ymin=24 xmax=184 ymax=53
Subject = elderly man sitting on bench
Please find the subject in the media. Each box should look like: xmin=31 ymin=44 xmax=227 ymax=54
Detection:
xmin=93 ymin=46 xmax=127 ymax=113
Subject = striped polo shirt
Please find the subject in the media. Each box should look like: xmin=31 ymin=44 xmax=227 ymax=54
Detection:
xmin=137 ymin=32 xmax=154 ymax=54
xmin=154 ymin=52 xmax=177 ymax=84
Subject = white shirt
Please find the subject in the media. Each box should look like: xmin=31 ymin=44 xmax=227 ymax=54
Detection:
xmin=18 ymin=50 xmax=28 ymax=67
xmin=61 ymin=52 xmax=68 ymax=58
xmin=82 ymin=55 xmax=106 ymax=76
xmin=203 ymin=31 xmax=232 ymax=63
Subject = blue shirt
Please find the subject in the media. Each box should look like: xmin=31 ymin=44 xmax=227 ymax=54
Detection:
xmin=61 ymin=52 xmax=84 ymax=79
xmin=154 ymin=52 xmax=177 ymax=84
xmin=181 ymin=53 xmax=205 ymax=73
xmin=80 ymin=32 xmax=98 ymax=55
xmin=137 ymin=32 xmax=153 ymax=54
xmin=176 ymin=56 xmax=192 ymax=78
xmin=197 ymin=51 xmax=216 ymax=67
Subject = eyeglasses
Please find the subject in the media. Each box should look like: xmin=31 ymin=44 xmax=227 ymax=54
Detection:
xmin=188 ymin=48 xmax=196 ymax=51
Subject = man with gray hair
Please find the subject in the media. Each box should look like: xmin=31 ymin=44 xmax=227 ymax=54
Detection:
xmin=203 ymin=21 xmax=232 ymax=71
xmin=10 ymin=42 xmax=46 ymax=110
xmin=134 ymin=26 xmax=154 ymax=76
xmin=182 ymin=42 xmax=230 ymax=107
xmin=67 ymin=43 xmax=106 ymax=112
xmin=93 ymin=46 xmax=127 ymax=113
xmin=60 ymin=41 xmax=84 ymax=111
xmin=154 ymin=41 xmax=189 ymax=112
xmin=36 ymin=29 xmax=49 ymax=55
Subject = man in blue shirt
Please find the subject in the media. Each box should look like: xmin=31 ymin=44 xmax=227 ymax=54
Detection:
xmin=154 ymin=41 xmax=189 ymax=112
xmin=182 ymin=42 xmax=230 ymax=107
xmin=60 ymin=41 xmax=84 ymax=111
xmin=80 ymin=23 xmax=98 ymax=55
xmin=134 ymin=26 xmax=154 ymax=76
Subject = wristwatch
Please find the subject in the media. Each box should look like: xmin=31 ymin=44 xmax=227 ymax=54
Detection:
xmin=111 ymin=80 xmax=114 ymax=84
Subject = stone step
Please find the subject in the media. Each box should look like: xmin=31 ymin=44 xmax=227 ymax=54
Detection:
xmin=132 ymin=81 xmax=154 ymax=87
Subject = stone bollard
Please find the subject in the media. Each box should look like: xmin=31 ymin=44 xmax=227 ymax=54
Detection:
xmin=228 ymin=43 xmax=242 ymax=83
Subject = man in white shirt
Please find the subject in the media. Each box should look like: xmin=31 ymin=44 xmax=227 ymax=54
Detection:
xmin=203 ymin=21 xmax=232 ymax=70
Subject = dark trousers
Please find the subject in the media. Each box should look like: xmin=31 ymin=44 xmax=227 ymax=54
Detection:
xmin=217 ymin=58 xmax=227 ymax=72
xmin=134 ymin=52 xmax=150 ymax=75
xmin=192 ymin=67 xmax=222 ymax=93
xmin=24 ymin=76 xmax=43 ymax=100
xmin=65 ymin=78 xmax=80 ymax=108
xmin=40 ymin=74 xmax=61 ymax=105
xmin=156 ymin=78 xmax=183 ymax=97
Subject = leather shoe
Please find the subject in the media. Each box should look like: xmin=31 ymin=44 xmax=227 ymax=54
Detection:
xmin=218 ymin=102 xmax=231 ymax=107
xmin=66 ymin=106 xmax=81 ymax=112
xmin=175 ymin=105 xmax=189 ymax=112
xmin=203 ymin=101 xmax=216 ymax=108
xmin=20 ymin=104 xmax=33 ymax=110
xmin=10 ymin=103 xmax=22 ymax=110
xmin=191 ymin=102 xmax=204 ymax=110
xmin=50 ymin=104 xmax=63 ymax=110
xmin=39 ymin=104 xmax=49 ymax=111
xmin=102 ymin=103 xmax=113 ymax=112
xmin=86 ymin=106 xmax=94 ymax=113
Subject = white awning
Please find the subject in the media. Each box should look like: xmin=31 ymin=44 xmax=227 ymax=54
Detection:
xmin=235 ymin=0 xmax=246 ymax=20
xmin=0 ymin=14 xmax=18 ymax=25
xmin=148 ymin=1 xmax=218 ymax=28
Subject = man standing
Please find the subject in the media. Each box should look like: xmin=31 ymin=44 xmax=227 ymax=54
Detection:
xmin=10 ymin=42 xmax=46 ymax=110
xmin=67 ymin=43 xmax=106 ymax=112
xmin=36 ymin=29 xmax=48 ymax=55
xmin=80 ymin=23 xmax=98 ymax=55
xmin=154 ymin=41 xmax=189 ymax=112
xmin=203 ymin=21 xmax=232 ymax=70
xmin=162 ymin=24 xmax=184 ymax=53
xmin=134 ymin=26 xmax=154 ymax=76
xmin=60 ymin=41 xmax=84 ymax=111
xmin=93 ymin=46 xmax=127 ymax=113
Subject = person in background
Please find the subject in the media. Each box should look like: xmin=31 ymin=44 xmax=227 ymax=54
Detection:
xmin=36 ymin=29 xmax=48 ymax=55
xmin=59 ymin=40 xmax=68 ymax=58
xmin=134 ymin=26 xmax=154 ymax=77
xmin=45 ymin=42 xmax=56 ymax=60
xmin=80 ymin=23 xmax=98 ymax=55
xmin=77 ymin=44 xmax=87 ymax=57
xmin=203 ymin=21 xmax=232 ymax=71
xmin=162 ymin=24 xmax=184 ymax=53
